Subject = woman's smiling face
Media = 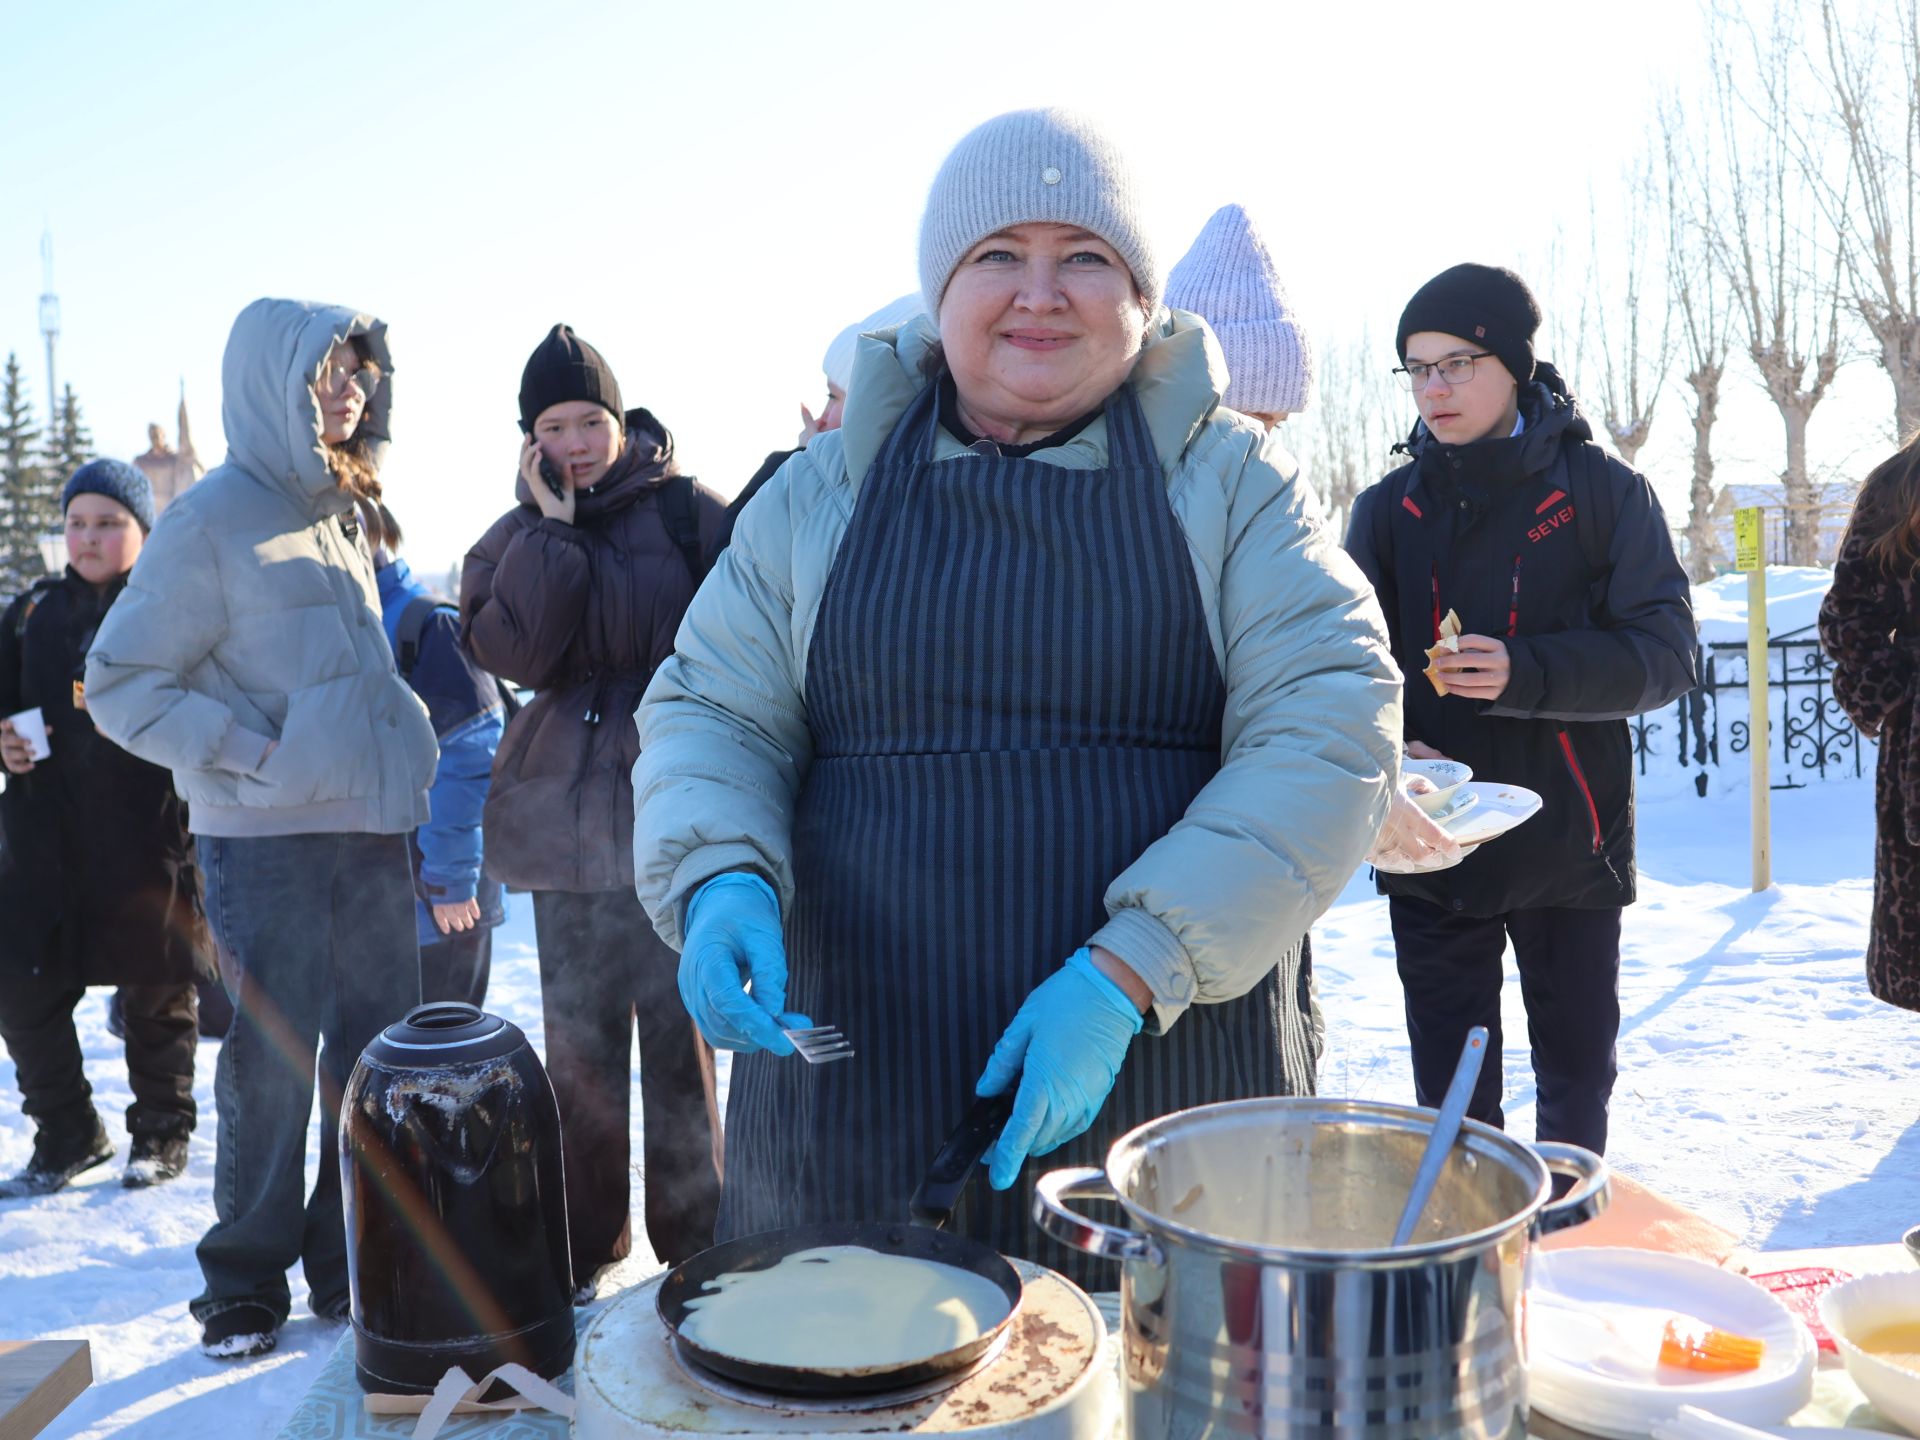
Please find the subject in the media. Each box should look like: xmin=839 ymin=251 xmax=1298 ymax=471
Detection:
xmin=937 ymin=222 xmax=1148 ymax=444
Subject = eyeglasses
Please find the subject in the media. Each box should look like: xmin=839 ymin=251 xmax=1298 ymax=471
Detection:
xmin=1393 ymin=352 xmax=1493 ymax=391
xmin=317 ymin=362 xmax=379 ymax=399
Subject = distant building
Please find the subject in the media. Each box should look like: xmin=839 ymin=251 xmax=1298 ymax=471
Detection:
xmin=133 ymin=388 xmax=204 ymax=512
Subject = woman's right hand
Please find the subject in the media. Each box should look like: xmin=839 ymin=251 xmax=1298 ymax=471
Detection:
xmin=522 ymin=435 xmax=575 ymax=525
xmin=0 ymin=720 xmax=35 ymax=774
xmin=679 ymin=872 xmax=802 ymax=1055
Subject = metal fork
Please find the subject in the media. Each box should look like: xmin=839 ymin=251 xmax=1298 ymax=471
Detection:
xmin=781 ymin=1024 xmax=854 ymax=1064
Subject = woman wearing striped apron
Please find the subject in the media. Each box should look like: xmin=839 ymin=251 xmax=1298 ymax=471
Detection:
xmin=634 ymin=109 xmax=1401 ymax=1282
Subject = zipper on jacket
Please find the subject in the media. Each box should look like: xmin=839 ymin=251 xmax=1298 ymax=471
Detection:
xmin=1556 ymin=728 xmax=1604 ymax=855
xmin=1506 ymin=555 xmax=1523 ymax=638
xmin=1430 ymin=565 xmax=1442 ymax=644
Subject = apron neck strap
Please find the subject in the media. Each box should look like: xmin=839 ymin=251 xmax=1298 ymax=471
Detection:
xmin=874 ymin=370 xmax=1163 ymax=472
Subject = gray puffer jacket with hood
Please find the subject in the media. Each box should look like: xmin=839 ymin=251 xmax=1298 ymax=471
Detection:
xmin=85 ymin=298 xmax=437 ymax=838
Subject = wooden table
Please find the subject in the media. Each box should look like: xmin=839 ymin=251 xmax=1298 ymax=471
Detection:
xmin=0 ymin=1341 xmax=90 ymax=1440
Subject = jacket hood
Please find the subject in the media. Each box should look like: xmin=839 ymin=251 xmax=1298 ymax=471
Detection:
xmin=221 ymin=298 xmax=393 ymax=519
xmin=837 ymin=308 xmax=1230 ymax=489
xmin=510 ymin=407 xmax=679 ymax=521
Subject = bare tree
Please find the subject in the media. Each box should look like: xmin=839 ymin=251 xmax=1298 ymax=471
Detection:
xmin=1813 ymin=0 xmax=1920 ymax=439
xmin=1663 ymin=99 xmax=1737 ymax=581
xmin=1706 ymin=0 xmax=1848 ymax=566
xmin=1586 ymin=151 xmax=1676 ymax=468
xmin=1290 ymin=329 xmax=1406 ymax=541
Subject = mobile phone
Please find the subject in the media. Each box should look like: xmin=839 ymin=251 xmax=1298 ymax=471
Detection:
xmin=537 ymin=454 xmax=565 ymax=499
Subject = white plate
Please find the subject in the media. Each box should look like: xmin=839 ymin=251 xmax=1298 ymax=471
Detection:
xmin=1371 ymin=782 xmax=1544 ymax=874
xmin=1527 ymin=1248 xmax=1817 ymax=1439
xmin=1440 ymin=781 xmax=1542 ymax=845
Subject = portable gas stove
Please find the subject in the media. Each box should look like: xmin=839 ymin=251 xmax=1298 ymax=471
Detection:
xmin=574 ymin=1259 xmax=1120 ymax=1440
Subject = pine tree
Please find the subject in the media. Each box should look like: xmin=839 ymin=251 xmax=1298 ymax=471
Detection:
xmin=42 ymin=384 xmax=92 ymax=482
xmin=32 ymin=384 xmax=91 ymax=571
xmin=0 ymin=354 xmax=42 ymax=595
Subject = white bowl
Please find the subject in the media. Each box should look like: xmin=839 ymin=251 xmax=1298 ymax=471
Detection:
xmin=1402 ymin=757 xmax=1473 ymax=815
xmin=1819 ymin=1270 xmax=1920 ymax=1433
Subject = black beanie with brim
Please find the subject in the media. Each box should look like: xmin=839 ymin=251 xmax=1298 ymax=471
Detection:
xmin=1396 ymin=263 xmax=1542 ymax=387
xmin=519 ymin=323 xmax=623 ymax=433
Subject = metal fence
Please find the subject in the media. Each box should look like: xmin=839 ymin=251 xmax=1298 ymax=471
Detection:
xmin=1631 ymin=626 xmax=1866 ymax=793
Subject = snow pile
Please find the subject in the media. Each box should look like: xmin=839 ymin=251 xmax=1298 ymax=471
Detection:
xmin=1691 ymin=565 xmax=1836 ymax=644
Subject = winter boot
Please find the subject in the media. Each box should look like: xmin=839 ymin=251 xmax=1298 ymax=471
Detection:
xmin=0 ymin=1115 xmax=115 ymax=1200
xmin=199 ymin=1303 xmax=281 ymax=1360
xmin=122 ymin=1132 xmax=189 ymax=1189
xmin=105 ymin=989 xmax=127 ymax=1040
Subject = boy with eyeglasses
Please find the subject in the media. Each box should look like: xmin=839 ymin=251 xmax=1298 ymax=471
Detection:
xmin=1344 ymin=263 xmax=1695 ymax=1157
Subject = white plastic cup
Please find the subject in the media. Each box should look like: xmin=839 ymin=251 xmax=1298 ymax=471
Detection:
xmin=8 ymin=707 xmax=49 ymax=761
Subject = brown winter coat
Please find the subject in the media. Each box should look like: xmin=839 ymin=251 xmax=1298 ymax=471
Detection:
xmin=1820 ymin=521 xmax=1920 ymax=1011
xmin=462 ymin=410 xmax=723 ymax=893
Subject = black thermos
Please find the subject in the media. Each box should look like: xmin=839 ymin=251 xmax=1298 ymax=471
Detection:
xmin=341 ymin=1002 xmax=574 ymax=1393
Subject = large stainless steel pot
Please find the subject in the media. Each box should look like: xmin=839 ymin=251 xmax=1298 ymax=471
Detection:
xmin=1034 ymin=1097 xmax=1608 ymax=1440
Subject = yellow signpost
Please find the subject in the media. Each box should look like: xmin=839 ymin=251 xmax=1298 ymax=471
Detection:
xmin=1734 ymin=507 xmax=1770 ymax=891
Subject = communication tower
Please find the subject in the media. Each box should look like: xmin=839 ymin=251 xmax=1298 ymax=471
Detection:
xmin=38 ymin=227 xmax=59 ymax=422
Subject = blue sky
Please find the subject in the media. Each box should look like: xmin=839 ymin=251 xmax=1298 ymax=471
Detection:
xmin=0 ymin=0 xmax=1885 ymax=572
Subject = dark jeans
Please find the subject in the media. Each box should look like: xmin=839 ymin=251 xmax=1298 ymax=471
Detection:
xmin=0 ymin=969 xmax=196 ymax=1141
xmin=1389 ymin=897 xmax=1622 ymax=1156
xmin=532 ymin=889 xmax=721 ymax=1277
xmin=192 ymin=832 xmax=421 ymax=1325
xmin=420 ymin=926 xmax=492 ymax=1011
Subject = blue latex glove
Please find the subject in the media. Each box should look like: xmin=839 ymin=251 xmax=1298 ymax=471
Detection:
xmin=976 ymin=947 xmax=1146 ymax=1191
xmin=679 ymin=873 xmax=807 ymax=1056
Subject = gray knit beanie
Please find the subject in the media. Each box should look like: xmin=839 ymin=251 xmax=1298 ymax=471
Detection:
xmin=917 ymin=108 xmax=1159 ymax=315
xmin=1165 ymin=205 xmax=1315 ymax=416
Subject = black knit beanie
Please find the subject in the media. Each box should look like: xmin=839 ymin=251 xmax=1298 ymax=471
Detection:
xmin=1396 ymin=264 xmax=1542 ymax=387
xmin=518 ymin=324 xmax=623 ymax=434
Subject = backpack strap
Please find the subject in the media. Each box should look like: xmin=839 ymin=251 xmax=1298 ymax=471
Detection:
xmin=394 ymin=593 xmax=445 ymax=681
xmin=660 ymin=473 xmax=709 ymax=586
xmin=1568 ymin=446 xmax=1616 ymax=577
xmin=395 ymin=590 xmax=521 ymax=720
xmin=13 ymin=576 xmax=62 ymax=643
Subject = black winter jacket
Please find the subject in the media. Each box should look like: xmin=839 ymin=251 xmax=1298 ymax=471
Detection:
xmin=462 ymin=410 xmax=724 ymax=893
xmin=0 ymin=571 xmax=213 ymax=984
xmin=1344 ymin=367 xmax=1697 ymax=914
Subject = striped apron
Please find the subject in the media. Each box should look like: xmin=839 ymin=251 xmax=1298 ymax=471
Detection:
xmin=715 ymin=379 xmax=1314 ymax=1285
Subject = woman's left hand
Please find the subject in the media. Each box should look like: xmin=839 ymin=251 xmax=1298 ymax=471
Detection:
xmin=975 ymin=946 xmax=1147 ymax=1190
xmin=1368 ymin=788 xmax=1465 ymax=870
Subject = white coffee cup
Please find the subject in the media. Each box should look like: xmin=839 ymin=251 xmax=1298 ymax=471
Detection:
xmin=7 ymin=707 xmax=49 ymax=761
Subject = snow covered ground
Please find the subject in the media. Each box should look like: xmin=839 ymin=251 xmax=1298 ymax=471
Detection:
xmin=0 ymin=572 xmax=1895 ymax=1437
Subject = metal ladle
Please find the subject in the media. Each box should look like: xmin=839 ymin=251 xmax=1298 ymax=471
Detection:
xmin=1391 ymin=1026 xmax=1490 ymax=1247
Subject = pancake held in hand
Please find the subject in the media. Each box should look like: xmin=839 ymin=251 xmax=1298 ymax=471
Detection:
xmin=679 ymin=1245 xmax=1012 ymax=1368
xmin=1425 ymin=608 xmax=1463 ymax=695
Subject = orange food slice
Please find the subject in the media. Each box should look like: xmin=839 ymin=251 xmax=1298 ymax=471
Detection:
xmin=1658 ymin=1317 xmax=1765 ymax=1372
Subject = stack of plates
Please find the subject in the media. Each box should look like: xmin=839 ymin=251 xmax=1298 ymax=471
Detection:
xmin=1527 ymin=1248 xmax=1817 ymax=1438
xmin=1372 ymin=779 xmax=1544 ymax=874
